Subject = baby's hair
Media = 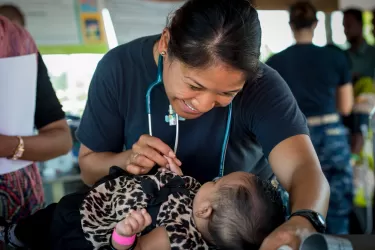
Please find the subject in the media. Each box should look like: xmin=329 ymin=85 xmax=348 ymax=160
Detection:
xmin=207 ymin=175 xmax=285 ymax=250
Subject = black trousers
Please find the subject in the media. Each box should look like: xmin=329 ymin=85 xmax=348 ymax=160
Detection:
xmin=14 ymin=192 xmax=92 ymax=250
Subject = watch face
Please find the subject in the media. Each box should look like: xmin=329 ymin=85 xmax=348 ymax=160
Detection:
xmin=316 ymin=213 xmax=326 ymax=226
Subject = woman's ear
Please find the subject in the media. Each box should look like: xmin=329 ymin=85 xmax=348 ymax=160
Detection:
xmin=158 ymin=28 xmax=170 ymax=54
xmin=195 ymin=201 xmax=213 ymax=219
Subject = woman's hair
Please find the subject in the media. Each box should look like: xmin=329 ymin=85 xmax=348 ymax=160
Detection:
xmin=0 ymin=16 xmax=37 ymax=58
xmin=0 ymin=4 xmax=25 ymax=26
xmin=289 ymin=1 xmax=318 ymax=30
xmin=166 ymin=0 xmax=261 ymax=81
xmin=207 ymin=175 xmax=285 ymax=249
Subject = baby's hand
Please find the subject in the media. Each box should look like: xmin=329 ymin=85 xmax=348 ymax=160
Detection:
xmin=115 ymin=209 xmax=152 ymax=237
xmin=162 ymin=156 xmax=183 ymax=175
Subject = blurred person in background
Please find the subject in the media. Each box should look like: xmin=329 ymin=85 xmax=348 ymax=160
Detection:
xmin=266 ymin=1 xmax=354 ymax=234
xmin=0 ymin=12 xmax=72 ymax=226
xmin=0 ymin=4 xmax=25 ymax=27
xmin=343 ymin=8 xmax=375 ymax=81
xmin=343 ymin=8 xmax=375 ymax=155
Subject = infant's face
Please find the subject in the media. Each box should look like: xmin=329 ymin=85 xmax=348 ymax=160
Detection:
xmin=192 ymin=172 xmax=254 ymax=212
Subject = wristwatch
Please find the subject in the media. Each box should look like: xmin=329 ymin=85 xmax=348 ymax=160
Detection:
xmin=289 ymin=209 xmax=326 ymax=233
xmin=10 ymin=136 xmax=24 ymax=160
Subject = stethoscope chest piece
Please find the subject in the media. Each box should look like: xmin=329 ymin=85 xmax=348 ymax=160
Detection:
xmin=165 ymin=105 xmax=185 ymax=126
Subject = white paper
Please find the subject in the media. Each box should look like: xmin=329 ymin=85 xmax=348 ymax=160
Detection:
xmin=0 ymin=54 xmax=37 ymax=174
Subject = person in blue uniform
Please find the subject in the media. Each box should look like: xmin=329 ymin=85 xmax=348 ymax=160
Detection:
xmin=343 ymin=8 xmax=375 ymax=155
xmin=266 ymin=2 xmax=353 ymax=234
xmin=76 ymin=0 xmax=330 ymax=249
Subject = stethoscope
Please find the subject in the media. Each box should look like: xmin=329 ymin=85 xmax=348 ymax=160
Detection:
xmin=146 ymin=55 xmax=233 ymax=177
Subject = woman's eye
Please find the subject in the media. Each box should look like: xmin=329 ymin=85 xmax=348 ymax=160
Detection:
xmin=189 ymin=85 xmax=201 ymax=91
xmin=222 ymin=92 xmax=236 ymax=97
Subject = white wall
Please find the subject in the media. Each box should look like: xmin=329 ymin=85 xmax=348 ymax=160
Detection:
xmin=339 ymin=0 xmax=375 ymax=10
xmin=0 ymin=0 xmax=80 ymax=45
xmin=104 ymin=0 xmax=183 ymax=45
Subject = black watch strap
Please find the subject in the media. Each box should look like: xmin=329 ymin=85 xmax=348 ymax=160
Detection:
xmin=289 ymin=209 xmax=326 ymax=233
xmin=109 ymin=234 xmax=138 ymax=250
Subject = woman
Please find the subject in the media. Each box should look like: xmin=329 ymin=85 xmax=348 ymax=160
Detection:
xmin=77 ymin=0 xmax=330 ymax=248
xmin=266 ymin=2 xmax=354 ymax=234
xmin=0 ymin=16 xmax=72 ymax=223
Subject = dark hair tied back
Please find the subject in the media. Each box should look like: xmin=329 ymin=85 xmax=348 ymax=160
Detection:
xmin=166 ymin=0 xmax=262 ymax=81
xmin=289 ymin=1 xmax=317 ymax=30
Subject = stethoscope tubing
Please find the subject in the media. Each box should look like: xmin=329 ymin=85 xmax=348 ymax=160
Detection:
xmin=146 ymin=55 xmax=232 ymax=177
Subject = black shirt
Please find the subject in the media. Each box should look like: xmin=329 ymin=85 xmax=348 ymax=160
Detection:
xmin=76 ymin=35 xmax=309 ymax=183
xmin=266 ymin=44 xmax=351 ymax=118
xmin=35 ymin=52 xmax=65 ymax=129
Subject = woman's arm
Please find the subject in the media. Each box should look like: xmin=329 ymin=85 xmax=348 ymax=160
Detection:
xmin=0 ymin=119 xmax=72 ymax=161
xmin=0 ymin=52 xmax=72 ymax=161
xmin=246 ymin=65 xmax=330 ymax=218
xmin=269 ymin=134 xmax=330 ymax=218
xmin=244 ymin=65 xmax=330 ymax=249
xmin=79 ymin=144 xmax=133 ymax=185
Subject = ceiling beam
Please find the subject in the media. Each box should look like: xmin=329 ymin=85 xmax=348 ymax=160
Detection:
xmin=148 ymin=0 xmax=339 ymax=12
xmin=254 ymin=0 xmax=339 ymax=12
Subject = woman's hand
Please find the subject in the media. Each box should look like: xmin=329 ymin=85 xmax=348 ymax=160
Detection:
xmin=260 ymin=216 xmax=315 ymax=250
xmin=126 ymin=134 xmax=181 ymax=175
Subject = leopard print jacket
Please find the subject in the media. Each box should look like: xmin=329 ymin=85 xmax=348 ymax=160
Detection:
xmin=80 ymin=169 xmax=210 ymax=250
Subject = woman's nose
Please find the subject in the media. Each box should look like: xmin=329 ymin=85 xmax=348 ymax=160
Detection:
xmin=192 ymin=93 xmax=215 ymax=113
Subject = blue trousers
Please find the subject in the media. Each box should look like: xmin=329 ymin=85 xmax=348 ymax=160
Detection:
xmin=309 ymin=122 xmax=353 ymax=234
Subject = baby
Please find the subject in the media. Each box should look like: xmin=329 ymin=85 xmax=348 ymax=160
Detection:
xmin=81 ymin=159 xmax=286 ymax=250
xmin=0 ymin=161 xmax=285 ymax=250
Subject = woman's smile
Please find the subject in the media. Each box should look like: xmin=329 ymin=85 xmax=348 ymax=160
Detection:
xmin=176 ymin=99 xmax=203 ymax=118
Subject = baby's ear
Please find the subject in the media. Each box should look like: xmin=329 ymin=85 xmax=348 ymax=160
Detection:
xmin=196 ymin=201 xmax=213 ymax=219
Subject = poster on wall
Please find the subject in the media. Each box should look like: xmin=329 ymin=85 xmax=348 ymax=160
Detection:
xmin=79 ymin=0 xmax=98 ymax=13
xmin=80 ymin=13 xmax=106 ymax=44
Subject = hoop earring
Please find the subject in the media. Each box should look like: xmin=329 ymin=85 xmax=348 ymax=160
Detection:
xmin=160 ymin=51 xmax=166 ymax=56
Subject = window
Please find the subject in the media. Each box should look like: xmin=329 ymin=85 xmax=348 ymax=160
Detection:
xmin=331 ymin=11 xmax=349 ymax=49
xmin=42 ymin=54 xmax=104 ymax=116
